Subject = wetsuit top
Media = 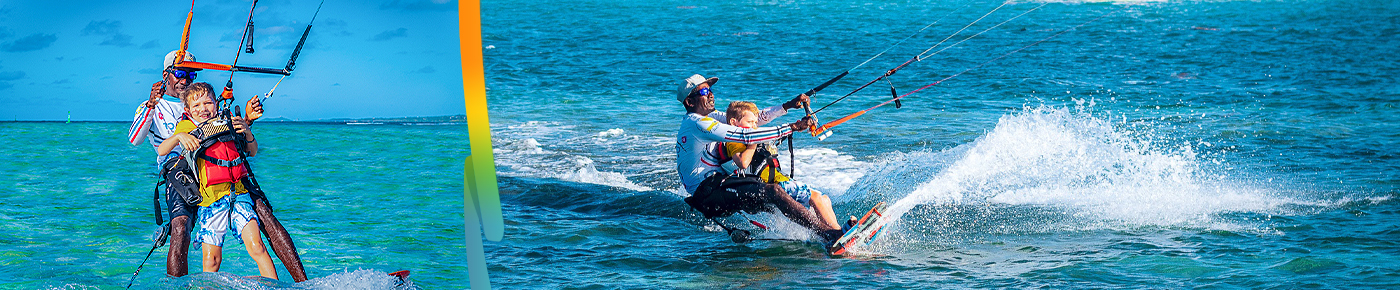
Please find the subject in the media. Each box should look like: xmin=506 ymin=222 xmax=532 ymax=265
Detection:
xmin=127 ymin=96 xmax=186 ymax=171
xmin=174 ymin=119 xmax=250 ymax=207
xmin=722 ymin=142 xmax=790 ymax=183
xmin=676 ymin=104 xmax=791 ymax=195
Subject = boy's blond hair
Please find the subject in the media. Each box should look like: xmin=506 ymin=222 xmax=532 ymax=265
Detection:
xmin=725 ymin=101 xmax=759 ymax=124
xmin=180 ymin=82 xmax=215 ymax=106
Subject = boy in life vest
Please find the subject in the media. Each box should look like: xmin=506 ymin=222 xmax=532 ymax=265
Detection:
xmin=155 ymin=82 xmax=278 ymax=279
xmin=722 ymin=101 xmax=843 ymax=230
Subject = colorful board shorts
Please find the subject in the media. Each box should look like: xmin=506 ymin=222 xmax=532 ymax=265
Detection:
xmin=193 ymin=194 xmax=259 ymax=248
xmin=778 ymin=180 xmax=815 ymax=207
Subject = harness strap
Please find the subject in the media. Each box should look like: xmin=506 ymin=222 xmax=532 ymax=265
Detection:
xmin=196 ymin=133 xmax=237 ymax=150
xmin=767 ymin=156 xmax=778 ymax=184
xmin=198 ymin=154 xmax=245 ymax=168
xmin=787 ymin=136 xmax=795 ymax=179
xmin=152 ymin=181 xmax=165 ymax=225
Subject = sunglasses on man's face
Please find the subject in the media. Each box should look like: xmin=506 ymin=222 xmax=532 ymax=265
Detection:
xmin=166 ymin=69 xmax=197 ymax=80
xmin=691 ymin=87 xmax=711 ymax=99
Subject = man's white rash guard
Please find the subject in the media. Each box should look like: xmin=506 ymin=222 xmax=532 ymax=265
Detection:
xmin=127 ymin=96 xmax=186 ymax=170
xmin=675 ymin=104 xmax=791 ymax=195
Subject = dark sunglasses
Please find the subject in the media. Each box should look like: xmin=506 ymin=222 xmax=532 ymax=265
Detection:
xmin=690 ymin=87 xmax=712 ymax=99
xmin=166 ymin=69 xmax=198 ymax=80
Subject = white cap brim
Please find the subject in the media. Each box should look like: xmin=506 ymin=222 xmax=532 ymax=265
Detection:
xmin=677 ymin=74 xmax=719 ymax=103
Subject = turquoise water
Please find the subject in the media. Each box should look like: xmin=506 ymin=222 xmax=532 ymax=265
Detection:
xmin=4 ymin=0 xmax=1399 ymax=288
xmin=480 ymin=0 xmax=1399 ymax=288
xmin=0 ymin=122 xmax=471 ymax=289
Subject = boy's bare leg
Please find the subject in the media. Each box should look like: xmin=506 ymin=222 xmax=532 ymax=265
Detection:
xmin=809 ymin=190 xmax=842 ymax=230
xmin=763 ymin=184 xmax=839 ymax=233
xmin=201 ymin=243 xmax=222 ymax=273
xmin=253 ymin=198 xmax=307 ymax=282
xmin=241 ymin=220 xmax=279 ymax=279
xmin=167 ymin=215 xmax=191 ymax=277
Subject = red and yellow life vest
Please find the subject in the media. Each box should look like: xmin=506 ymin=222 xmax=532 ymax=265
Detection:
xmin=199 ymin=140 xmax=248 ymax=185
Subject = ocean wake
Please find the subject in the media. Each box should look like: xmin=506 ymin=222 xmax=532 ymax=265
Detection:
xmin=851 ymin=106 xmax=1300 ymax=240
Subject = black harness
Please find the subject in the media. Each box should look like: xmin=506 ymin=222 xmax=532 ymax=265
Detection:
xmin=148 ymin=113 xmax=262 ymax=230
xmin=735 ymin=143 xmax=783 ymax=184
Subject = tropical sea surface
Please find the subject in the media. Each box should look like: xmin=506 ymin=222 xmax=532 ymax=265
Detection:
xmin=479 ymin=0 xmax=1398 ymax=288
xmin=1 ymin=122 xmax=471 ymax=289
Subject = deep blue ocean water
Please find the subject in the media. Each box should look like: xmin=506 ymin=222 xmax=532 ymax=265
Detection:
xmin=479 ymin=0 xmax=1399 ymax=288
xmin=2 ymin=0 xmax=1397 ymax=289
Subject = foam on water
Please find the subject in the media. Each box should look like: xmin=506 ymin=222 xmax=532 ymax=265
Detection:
xmin=297 ymin=269 xmax=418 ymax=290
xmin=784 ymin=148 xmax=872 ymax=197
xmin=493 ymin=137 xmax=652 ymax=191
xmin=491 ymin=122 xmax=654 ymax=191
xmin=155 ymin=270 xmax=415 ymax=290
xmin=869 ymin=106 xmax=1302 ymax=237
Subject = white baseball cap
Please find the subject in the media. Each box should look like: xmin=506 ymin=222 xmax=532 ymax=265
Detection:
xmin=676 ymin=74 xmax=718 ymax=103
xmin=163 ymin=50 xmax=199 ymax=70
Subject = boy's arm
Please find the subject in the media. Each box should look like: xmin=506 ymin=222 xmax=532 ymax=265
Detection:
xmin=723 ymin=143 xmax=744 ymax=170
xmin=725 ymin=144 xmax=747 ymax=170
xmin=157 ymin=133 xmax=195 ymax=156
xmin=693 ymin=116 xmax=792 ymax=144
xmin=735 ymin=144 xmax=757 ymax=170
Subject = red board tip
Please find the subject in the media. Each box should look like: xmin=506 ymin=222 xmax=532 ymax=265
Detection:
xmin=388 ymin=270 xmax=411 ymax=279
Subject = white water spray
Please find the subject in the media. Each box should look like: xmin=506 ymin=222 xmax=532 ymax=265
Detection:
xmin=863 ymin=106 xmax=1290 ymax=236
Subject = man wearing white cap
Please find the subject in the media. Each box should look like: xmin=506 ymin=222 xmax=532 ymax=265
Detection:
xmin=129 ymin=50 xmax=201 ymax=163
xmin=675 ymin=74 xmax=845 ymax=246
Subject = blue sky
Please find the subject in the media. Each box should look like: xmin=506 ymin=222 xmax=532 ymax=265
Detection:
xmin=0 ymin=0 xmax=464 ymax=121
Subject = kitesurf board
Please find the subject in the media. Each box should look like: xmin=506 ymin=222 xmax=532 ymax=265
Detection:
xmin=828 ymin=202 xmax=889 ymax=256
xmin=390 ymin=270 xmax=411 ymax=286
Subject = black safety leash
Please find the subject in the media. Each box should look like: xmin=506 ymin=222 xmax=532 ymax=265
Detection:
xmin=126 ymin=185 xmax=169 ymax=289
xmin=125 ymin=234 xmax=166 ymax=289
xmin=708 ymin=217 xmax=752 ymax=243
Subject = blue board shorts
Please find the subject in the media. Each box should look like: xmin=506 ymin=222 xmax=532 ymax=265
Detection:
xmin=779 ymin=180 xmax=814 ymax=207
xmin=165 ymin=186 xmax=199 ymax=223
xmin=193 ymin=193 xmax=259 ymax=248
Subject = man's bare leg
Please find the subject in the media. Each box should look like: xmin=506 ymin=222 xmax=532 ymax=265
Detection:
xmin=252 ymin=198 xmax=307 ymax=282
xmin=166 ymin=215 xmax=190 ymax=277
